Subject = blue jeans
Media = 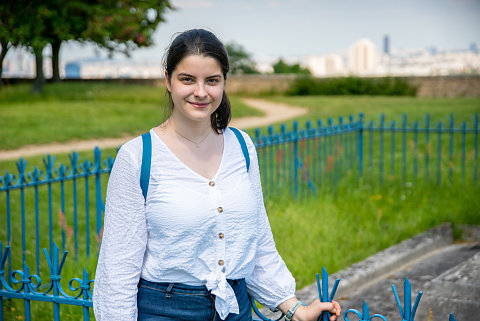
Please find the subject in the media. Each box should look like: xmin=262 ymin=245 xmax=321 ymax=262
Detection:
xmin=137 ymin=278 xmax=253 ymax=321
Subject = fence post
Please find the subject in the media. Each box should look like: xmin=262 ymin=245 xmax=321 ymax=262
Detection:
xmin=3 ymin=171 xmax=13 ymax=284
xmin=402 ymin=114 xmax=407 ymax=183
xmin=16 ymin=158 xmax=27 ymax=264
xmin=474 ymin=113 xmax=478 ymax=184
xmin=317 ymin=120 xmax=323 ymax=187
xmin=293 ymin=121 xmax=299 ymax=198
xmin=391 ymin=120 xmax=396 ymax=176
xmin=448 ymin=114 xmax=454 ymax=183
xmin=461 ymin=121 xmax=466 ymax=180
xmin=58 ymin=163 xmax=67 ymax=253
xmin=43 ymin=154 xmax=55 ymax=258
xmin=425 ymin=114 xmax=430 ymax=184
xmin=437 ymin=121 xmax=442 ymax=185
xmin=358 ymin=113 xmax=364 ymax=176
xmin=379 ymin=114 xmax=385 ymax=185
xmin=31 ymin=167 xmax=41 ymax=276
xmin=94 ymin=147 xmax=103 ymax=247
xmin=268 ymin=126 xmax=274 ymax=199
xmin=69 ymin=152 xmax=79 ymax=261
xmin=413 ymin=121 xmax=419 ymax=180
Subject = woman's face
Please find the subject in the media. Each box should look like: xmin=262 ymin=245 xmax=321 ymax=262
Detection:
xmin=166 ymin=54 xmax=225 ymax=125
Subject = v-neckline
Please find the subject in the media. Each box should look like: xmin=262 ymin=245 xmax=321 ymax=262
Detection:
xmin=150 ymin=128 xmax=226 ymax=181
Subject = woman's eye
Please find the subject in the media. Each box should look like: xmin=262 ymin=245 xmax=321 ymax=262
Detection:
xmin=207 ymin=78 xmax=219 ymax=84
xmin=180 ymin=77 xmax=194 ymax=84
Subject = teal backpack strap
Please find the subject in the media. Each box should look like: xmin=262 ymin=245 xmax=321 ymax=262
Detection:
xmin=140 ymin=132 xmax=152 ymax=203
xmin=229 ymin=127 xmax=250 ymax=172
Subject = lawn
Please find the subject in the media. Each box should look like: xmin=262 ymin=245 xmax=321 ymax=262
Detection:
xmin=0 ymin=82 xmax=263 ymax=150
xmin=259 ymin=95 xmax=480 ymax=131
xmin=1 ymin=85 xmax=479 ymax=320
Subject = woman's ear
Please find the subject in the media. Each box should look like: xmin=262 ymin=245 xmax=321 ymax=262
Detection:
xmin=165 ymin=70 xmax=171 ymax=92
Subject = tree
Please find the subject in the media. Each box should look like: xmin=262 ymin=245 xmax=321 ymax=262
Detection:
xmin=0 ymin=0 xmax=34 ymax=86
xmin=225 ymin=42 xmax=258 ymax=75
xmin=273 ymin=58 xmax=310 ymax=75
xmin=46 ymin=1 xmax=95 ymax=82
xmin=85 ymin=0 xmax=173 ymax=57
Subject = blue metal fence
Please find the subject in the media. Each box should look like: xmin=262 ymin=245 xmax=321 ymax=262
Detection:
xmin=0 ymin=112 xmax=478 ymax=320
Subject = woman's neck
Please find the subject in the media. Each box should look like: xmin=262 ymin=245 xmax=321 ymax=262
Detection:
xmin=164 ymin=115 xmax=213 ymax=142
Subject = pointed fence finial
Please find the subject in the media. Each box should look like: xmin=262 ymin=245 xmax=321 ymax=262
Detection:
xmin=316 ymin=266 xmax=340 ymax=321
xmin=392 ymin=278 xmax=423 ymax=321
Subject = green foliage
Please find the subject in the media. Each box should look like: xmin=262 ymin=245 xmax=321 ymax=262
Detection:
xmin=273 ymin=58 xmax=311 ymax=75
xmin=85 ymin=0 xmax=173 ymax=56
xmin=225 ymin=42 xmax=259 ymax=75
xmin=288 ymin=76 xmax=417 ymax=96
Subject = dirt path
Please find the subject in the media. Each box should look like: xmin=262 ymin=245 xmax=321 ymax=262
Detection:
xmin=0 ymin=98 xmax=307 ymax=161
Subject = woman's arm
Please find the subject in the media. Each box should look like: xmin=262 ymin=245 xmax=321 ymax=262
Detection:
xmin=241 ymin=133 xmax=341 ymax=321
xmin=93 ymin=140 xmax=148 ymax=321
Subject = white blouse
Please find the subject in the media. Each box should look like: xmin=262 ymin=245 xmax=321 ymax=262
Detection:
xmin=93 ymin=128 xmax=296 ymax=320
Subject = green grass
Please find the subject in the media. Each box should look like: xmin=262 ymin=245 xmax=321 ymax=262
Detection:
xmin=257 ymin=95 xmax=480 ymax=130
xmin=1 ymin=86 xmax=480 ymax=319
xmin=0 ymin=82 xmax=262 ymax=150
xmin=267 ymin=177 xmax=480 ymax=289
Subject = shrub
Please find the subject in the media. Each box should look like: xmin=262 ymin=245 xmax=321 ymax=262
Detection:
xmin=287 ymin=76 xmax=417 ymax=96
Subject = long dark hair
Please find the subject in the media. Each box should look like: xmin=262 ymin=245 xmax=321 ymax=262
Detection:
xmin=163 ymin=29 xmax=231 ymax=133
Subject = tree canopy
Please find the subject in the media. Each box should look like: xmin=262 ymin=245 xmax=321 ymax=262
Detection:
xmin=0 ymin=0 xmax=173 ymax=92
xmin=225 ymin=42 xmax=258 ymax=75
xmin=272 ymin=58 xmax=311 ymax=75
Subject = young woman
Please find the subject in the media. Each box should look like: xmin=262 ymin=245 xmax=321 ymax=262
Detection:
xmin=93 ymin=29 xmax=340 ymax=321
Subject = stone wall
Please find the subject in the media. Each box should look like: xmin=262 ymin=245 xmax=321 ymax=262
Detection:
xmin=225 ymin=74 xmax=480 ymax=97
xmin=407 ymin=75 xmax=480 ymax=97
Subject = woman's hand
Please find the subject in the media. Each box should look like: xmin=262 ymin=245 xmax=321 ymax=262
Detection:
xmin=283 ymin=299 xmax=341 ymax=321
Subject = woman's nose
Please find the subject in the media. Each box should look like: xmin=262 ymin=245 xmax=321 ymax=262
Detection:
xmin=193 ymin=83 xmax=207 ymax=98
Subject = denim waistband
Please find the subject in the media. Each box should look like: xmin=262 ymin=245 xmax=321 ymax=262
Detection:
xmin=138 ymin=278 xmax=245 ymax=294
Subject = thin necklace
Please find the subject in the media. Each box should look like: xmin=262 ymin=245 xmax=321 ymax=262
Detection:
xmin=173 ymin=127 xmax=211 ymax=148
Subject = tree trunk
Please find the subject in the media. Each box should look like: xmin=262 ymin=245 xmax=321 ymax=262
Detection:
xmin=32 ymin=45 xmax=45 ymax=93
xmin=0 ymin=40 xmax=11 ymax=88
xmin=51 ymin=39 xmax=61 ymax=82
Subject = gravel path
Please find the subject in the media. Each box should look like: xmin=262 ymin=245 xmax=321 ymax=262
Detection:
xmin=0 ymin=98 xmax=307 ymax=161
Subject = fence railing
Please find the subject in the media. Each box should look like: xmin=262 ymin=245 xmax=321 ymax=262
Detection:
xmin=1 ymin=112 xmax=479 ymax=319
xmin=0 ymin=246 xmax=459 ymax=321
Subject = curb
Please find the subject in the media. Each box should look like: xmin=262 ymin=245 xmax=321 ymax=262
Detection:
xmin=297 ymin=223 xmax=453 ymax=303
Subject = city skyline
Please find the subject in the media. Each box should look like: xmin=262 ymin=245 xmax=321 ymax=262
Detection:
xmin=4 ymin=0 xmax=479 ymax=64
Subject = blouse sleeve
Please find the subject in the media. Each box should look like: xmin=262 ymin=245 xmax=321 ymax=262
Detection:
xmin=93 ymin=139 xmax=148 ymax=321
xmin=243 ymin=134 xmax=297 ymax=310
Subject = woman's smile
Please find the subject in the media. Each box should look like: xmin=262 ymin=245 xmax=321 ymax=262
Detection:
xmin=188 ymin=101 xmax=210 ymax=108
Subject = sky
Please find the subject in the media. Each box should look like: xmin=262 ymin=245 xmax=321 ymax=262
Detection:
xmin=30 ymin=0 xmax=480 ymax=63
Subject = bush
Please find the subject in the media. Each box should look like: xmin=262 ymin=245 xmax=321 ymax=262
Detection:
xmin=288 ymin=76 xmax=417 ymax=96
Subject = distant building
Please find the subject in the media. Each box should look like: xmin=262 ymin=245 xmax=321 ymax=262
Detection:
xmin=470 ymin=42 xmax=478 ymax=54
xmin=306 ymin=54 xmax=344 ymax=77
xmin=383 ymin=35 xmax=390 ymax=55
xmin=65 ymin=62 xmax=81 ymax=78
xmin=348 ymin=38 xmax=379 ymax=75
